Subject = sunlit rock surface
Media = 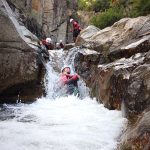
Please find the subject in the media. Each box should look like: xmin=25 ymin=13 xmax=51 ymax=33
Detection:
xmin=0 ymin=0 xmax=45 ymax=103
xmin=76 ymin=16 xmax=150 ymax=59
xmin=76 ymin=25 xmax=100 ymax=46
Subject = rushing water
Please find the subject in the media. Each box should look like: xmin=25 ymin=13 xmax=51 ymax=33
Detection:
xmin=0 ymin=49 xmax=126 ymax=150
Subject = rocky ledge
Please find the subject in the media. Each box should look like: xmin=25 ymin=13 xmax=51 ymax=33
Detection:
xmin=75 ymin=16 xmax=150 ymax=149
xmin=0 ymin=0 xmax=46 ymax=103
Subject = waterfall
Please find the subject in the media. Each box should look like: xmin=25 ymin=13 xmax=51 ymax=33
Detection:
xmin=0 ymin=48 xmax=127 ymax=150
xmin=45 ymin=48 xmax=89 ymax=99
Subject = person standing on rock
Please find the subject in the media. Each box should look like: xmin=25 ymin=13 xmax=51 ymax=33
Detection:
xmin=70 ymin=18 xmax=81 ymax=42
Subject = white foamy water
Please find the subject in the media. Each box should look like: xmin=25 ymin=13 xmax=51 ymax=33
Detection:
xmin=0 ymin=48 xmax=126 ymax=150
xmin=0 ymin=97 xmax=126 ymax=150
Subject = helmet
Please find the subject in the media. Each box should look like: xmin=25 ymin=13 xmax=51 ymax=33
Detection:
xmin=61 ymin=66 xmax=70 ymax=73
xmin=46 ymin=38 xmax=52 ymax=43
xmin=70 ymin=18 xmax=73 ymax=23
xmin=56 ymin=43 xmax=59 ymax=46
xmin=60 ymin=40 xmax=62 ymax=43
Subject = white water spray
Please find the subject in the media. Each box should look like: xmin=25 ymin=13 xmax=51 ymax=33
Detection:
xmin=0 ymin=49 xmax=126 ymax=150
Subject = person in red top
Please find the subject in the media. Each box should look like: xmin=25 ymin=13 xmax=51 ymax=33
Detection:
xmin=60 ymin=66 xmax=80 ymax=96
xmin=59 ymin=40 xmax=64 ymax=49
xmin=70 ymin=18 xmax=81 ymax=42
xmin=41 ymin=38 xmax=54 ymax=50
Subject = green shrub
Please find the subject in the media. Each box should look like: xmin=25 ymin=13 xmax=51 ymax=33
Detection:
xmin=90 ymin=7 xmax=123 ymax=29
xmin=78 ymin=0 xmax=93 ymax=11
xmin=92 ymin=0 xmax=110 ymax=12
xmin=131 ymin=0 xmax=150 ymax=17
xmin=66 ymin=0 xmax=70 ymax=7
xmin=78 ymin=0 xmax=110 ymax=11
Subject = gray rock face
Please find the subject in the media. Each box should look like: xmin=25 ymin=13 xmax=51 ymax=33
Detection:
xmin=76 ymin=16 xmax=150 ymax=61
xmin=0 ymin=0 xmax=45 ymax=103
xmin=74 ymin=15 xmax=150 ymax=149
xmin=6 ymin=0 xmax=69 ymax=43
xmin=75 ymin=16 xmax=150 ymax=114
xmin=119 ymin=110 xmax=150 ymax=150
xmin=75 ymin=25 xmax=100 ymax=46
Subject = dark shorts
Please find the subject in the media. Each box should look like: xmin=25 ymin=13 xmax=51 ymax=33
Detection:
xmin=73 ymin=29 xmax=81 ymax=38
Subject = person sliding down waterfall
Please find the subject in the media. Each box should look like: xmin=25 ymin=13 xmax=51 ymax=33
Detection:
xmin=60 ymin=66 xmax=80 ymax=96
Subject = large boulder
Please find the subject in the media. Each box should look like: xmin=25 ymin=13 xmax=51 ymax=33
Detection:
xmin=119 ymin=110 xmax=150 ymax=150
xmin=76 ymin=16 xmax=150 ymax=62
xmin=75 ymin=25 xmax=100 ymax=46
xmin=0 ymin=0 xmax=46 ymax=103
xmin=74 ymin=15 xmax=150 ymax=149
xmin=75 ymin=16 xmax=150 ymax=114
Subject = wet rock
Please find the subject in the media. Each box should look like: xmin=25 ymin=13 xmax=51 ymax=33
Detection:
xmin=74 ymin=16 xmax=150 ymax=149
xmin=0 ymin=0 xmax=46 ymax=103
xmin=119 ymin=110 xmax=150 ymax=150
xmin=64 ymin=43 xmax=75 ymax=50
xmin=74 ymin=48 xmax=102 ymax=99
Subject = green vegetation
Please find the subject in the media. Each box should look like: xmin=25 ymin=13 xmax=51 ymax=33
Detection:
xmin=90 ymin=7 xmax=123 ymax=29
xmin=77 ymin=0 xmax=150 ymax=29
xmin=131 ymin=0 xmax=150 ymax=17
xmin=78 ymin=0 xmax=110 ymax=11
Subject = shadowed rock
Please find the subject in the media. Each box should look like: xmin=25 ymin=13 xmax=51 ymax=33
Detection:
xmin=0 ymin=0 xmax=46 ymax=103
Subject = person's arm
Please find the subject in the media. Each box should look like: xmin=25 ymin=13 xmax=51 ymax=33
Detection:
xmin=65 ymin=75 xmax=79 ymax=84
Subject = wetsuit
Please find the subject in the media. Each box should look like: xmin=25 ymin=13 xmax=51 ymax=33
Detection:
xmin=60 ymin=74 xmax=79 ymax=96
xmin=59 ymin=43 xmax=64 ymax=49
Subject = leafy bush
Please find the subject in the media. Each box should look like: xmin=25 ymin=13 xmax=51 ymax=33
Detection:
xmin=78 ymin=0 xmax=150 ymax=30
xmin=78 ymin=0 xmax=110 ymax=11
xmin=90 ymin=7 xmax=123 ymax=29
xmin=78 ymin=0 xmax=94 ymax=11
xmin=131 ymin=0 xmax=150 ymax=17
xmin=92 ymin=0 xmax=110 ymax=12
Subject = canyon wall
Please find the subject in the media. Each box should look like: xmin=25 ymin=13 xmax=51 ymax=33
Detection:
xmin=75 ymin=16 xmax=150 ymax=149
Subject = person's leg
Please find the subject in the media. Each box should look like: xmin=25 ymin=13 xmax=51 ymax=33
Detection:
xmin=73 ymin=37 xmax=76 ymax=42
xmin=73 ymin=29 xmax=78 ymax=42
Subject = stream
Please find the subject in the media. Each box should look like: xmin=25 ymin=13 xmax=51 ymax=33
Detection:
xmin=0 ymin=48 xmax=126 ymax=150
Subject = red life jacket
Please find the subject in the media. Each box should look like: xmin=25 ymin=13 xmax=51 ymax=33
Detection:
xmin=60 ymin=73 xmax=79 ymax=85
xmin=73 ymin=21 xmax=81 ymax=31
xmin=59 ymin=73 xmax=79 ymax=95
xmin=60 ymin=74 xmax=73 ymax=85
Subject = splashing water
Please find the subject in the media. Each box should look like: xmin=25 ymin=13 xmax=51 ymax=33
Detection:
xmin=0 ymin=48 xmax=126 ymax=150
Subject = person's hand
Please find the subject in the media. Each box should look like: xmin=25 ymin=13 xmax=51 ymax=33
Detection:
xmin=72 ymin=75 xmax=79 ymax=80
